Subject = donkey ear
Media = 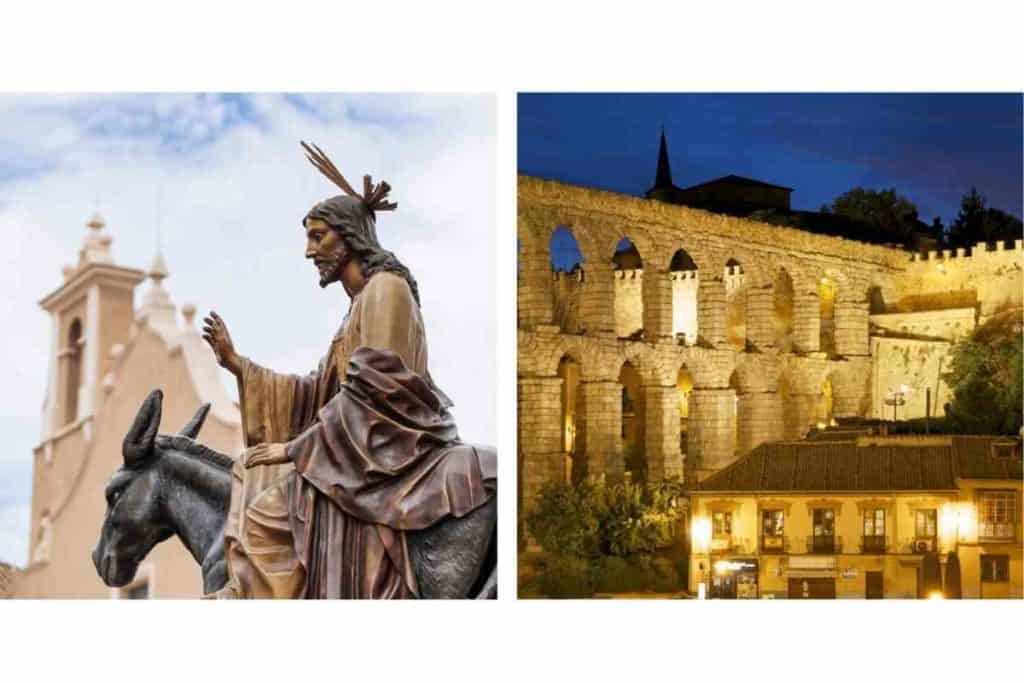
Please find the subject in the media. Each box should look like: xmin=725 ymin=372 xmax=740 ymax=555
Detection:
xmin=179 ymin=403 xmax=211 ymax=440
xmin=123 ymin=389 xmax=163 ymax=465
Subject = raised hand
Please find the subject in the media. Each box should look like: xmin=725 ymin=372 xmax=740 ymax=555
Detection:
xmin=242 ymin=442 xmax=290 ymax=469
xmin=202 ymin=311 xmax=242 ymax=377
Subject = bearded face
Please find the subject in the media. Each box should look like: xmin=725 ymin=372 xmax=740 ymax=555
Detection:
xmin=304 ymin=217 xmax=354 ymax=288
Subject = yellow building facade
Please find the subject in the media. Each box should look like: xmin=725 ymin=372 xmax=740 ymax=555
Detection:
xmin=689 ymin=436 xmax=1022 ymax=599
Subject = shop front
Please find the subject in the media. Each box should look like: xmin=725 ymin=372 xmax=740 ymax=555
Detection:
xmin=710 ymin=559 xmax=759 ymax=599
xmin=786 ymin=556 xmax=837 ymax=599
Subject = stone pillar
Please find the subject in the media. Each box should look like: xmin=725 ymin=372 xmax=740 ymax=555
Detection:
xmin=736 ymin=391 xmax=782 ymax=455
xmin=517 ymin=231 xmax=554 ymax=330
xmin=643 ymin=385 xmax=683 ymax=482
xmin=783 ymin=392 xmax=819 ymax=439
xmin=792 ymin=292 xmax=820 ymax=353
xmin=579 ymin=379 xmax=622 ymax=482
xmin=688 ymin=387 xmax=737 ymax=480
xmin=517 ymin=376 xmax=563 ymax=511
xmin=745 ymin=286 xmax=775 ymax=350
xmin=642 ymin=268 xmax=674 ymax=342
xmin=578 ymin=261 xmax=616 ymax=336
xmin=697 ymin=278 xmax=727 ymax=347
xmin=834 ymin=301 xmax=870 ymax=356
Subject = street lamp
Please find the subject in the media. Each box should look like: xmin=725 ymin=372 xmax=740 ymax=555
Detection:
xmin=884 ymin=384 xmax=910 ymax=422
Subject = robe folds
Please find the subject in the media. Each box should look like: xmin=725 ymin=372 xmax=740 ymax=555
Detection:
xmin=218 ymin=272 xmax=495 ymax=598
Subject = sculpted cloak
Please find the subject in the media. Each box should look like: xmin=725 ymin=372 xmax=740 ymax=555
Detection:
xmin=219 ymin=271 xmax=495 ymax=598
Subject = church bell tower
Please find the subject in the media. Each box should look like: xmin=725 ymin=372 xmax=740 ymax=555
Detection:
xmin=38 ymin=213 xmax=146 ymax=443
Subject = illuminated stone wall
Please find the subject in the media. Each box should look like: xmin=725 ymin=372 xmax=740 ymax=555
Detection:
xmin=517 ymin=175 xmax=1023 ymax=515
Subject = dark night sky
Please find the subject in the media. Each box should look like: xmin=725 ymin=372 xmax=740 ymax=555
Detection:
xmin=519 ymin=93 xmax=1023 ymax=231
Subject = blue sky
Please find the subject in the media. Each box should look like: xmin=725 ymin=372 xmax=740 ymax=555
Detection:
xmin=0 ymin=93 xmax=496 ymax=566
xmin=520 ymin=93 xmax=1023 ymax=271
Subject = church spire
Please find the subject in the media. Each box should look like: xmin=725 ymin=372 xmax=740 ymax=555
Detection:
xmin=654 ymin=126 xmax=673 ymax=189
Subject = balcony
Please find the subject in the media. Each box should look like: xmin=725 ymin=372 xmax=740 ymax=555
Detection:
xmin=860 ymin=536 xmax=887 ymax=554
xmin=909 ymin=537 xmax=937 ymax=554
xmin=760 ymin=535 xmax=788 ymax=553
xmin=806 ymin=536 xmax=843 ymax=554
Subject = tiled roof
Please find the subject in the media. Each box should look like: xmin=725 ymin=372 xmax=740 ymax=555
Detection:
xmin=696 ymin=436 xmax=1022 ymax=493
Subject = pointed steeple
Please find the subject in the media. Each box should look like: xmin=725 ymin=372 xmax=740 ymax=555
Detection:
xmin=654 ymin=126 xmax=673 ymax=189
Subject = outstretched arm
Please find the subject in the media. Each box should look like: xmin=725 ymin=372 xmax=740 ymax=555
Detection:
xmin=201 ymin=311 xmax=244 ymax=378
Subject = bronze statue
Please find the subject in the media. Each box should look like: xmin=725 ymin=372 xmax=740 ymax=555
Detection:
xmin=94 ymin=143 xmax=496 ymax=598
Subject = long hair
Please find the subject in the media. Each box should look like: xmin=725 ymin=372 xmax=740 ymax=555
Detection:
xmin=304 ymin=195 xmax=421 ymax=305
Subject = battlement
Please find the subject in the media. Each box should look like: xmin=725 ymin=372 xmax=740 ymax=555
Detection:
xmin=910 ymin=239 xmax=1023 ymax=263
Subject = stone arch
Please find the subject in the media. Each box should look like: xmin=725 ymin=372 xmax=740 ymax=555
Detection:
xmin=724 ymin=257 xmax=747 ymax=351
xmin=676 ymin=363 xmax=694 ymax=467
xmin=617 ymin=358 xmax=646 ymax=482
xmin=669 ymin=248 xmax=699 ymax=344
xmin=556 ymin=353 xmax=583 ymax=482
xmin=613 ymin=237 xmax=644 ymax=338
xmin=773 ymin=267 xmax=795 ymax=352
xmin=64 ymin=317 xmax=83 ymax=425
xmin=818 ymin=271 xmax=839 ymax=354
xmin=549 ymin=226 xmax=585 ymax=334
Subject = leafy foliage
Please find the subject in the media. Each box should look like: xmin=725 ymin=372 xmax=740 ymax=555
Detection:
xmin=525 ymin=479 xmax=687 ymax=597
xmin=946 ymin=187 xmax=1023 ymax=249
xmin=943 ymin=306 xmax=1023 ymax=435
xmin=821 ymin=187 xmax=929 ymax=246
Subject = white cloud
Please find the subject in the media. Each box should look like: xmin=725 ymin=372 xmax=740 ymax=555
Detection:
xmin=0 ymin=94 xmax=496 ymax=566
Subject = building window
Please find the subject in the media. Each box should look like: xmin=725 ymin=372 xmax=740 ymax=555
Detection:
xmin=712 ymin=511 xmax=732 ymax=538
xmin=64 ymin=318 xmax=83 ymax=425
xmin=915 ymin=509 xmax=937 ymax=539
xmin=862 ymin=508 xmax=886 ymax=553
xmin=980 ymin=555 xmax=1009 ymax=583
xmin=978 ymin=491 xmax=1016 ymax=541
xmin=811 ymin=508 xmax=836 ymax=553
xmin=761 ymin=510 xmax=784 ymax=551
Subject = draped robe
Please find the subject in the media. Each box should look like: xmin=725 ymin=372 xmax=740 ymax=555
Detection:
xmin=218 ymin=272 xmax=495 ymax=598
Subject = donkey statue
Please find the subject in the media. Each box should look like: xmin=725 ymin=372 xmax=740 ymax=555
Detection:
xmin=93 ymin=389 xmax=497 ymax=598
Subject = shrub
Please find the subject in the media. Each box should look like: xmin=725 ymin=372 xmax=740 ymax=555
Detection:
xmin=536 ymin=555 xmax=594 ymax=599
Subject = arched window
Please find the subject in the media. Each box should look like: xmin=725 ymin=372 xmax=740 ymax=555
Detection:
xmin=774 ymin=268 xmax=795 ymax=351
xmin=65 ymin=318 xmax=83 ymax=425
xmin=724 ymin=258 xmax=747 ymax=351
xmin=550 ymin=227 xmax=584 ymax=333
xmin=618 ymin=360 xmax=645 ymax=481
xmin=557 ymin=355 xmax=582 ymax=482
xmin=613 ymin=238 xmax=644 ymax=338
xmin=677 ymin=365 xmax=693 ymax=459
xmin=669 ymin=249 xmax=699 ymax=344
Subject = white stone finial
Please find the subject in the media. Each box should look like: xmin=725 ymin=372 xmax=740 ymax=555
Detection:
xmin=80 ymin=210 xmax=113 ymax=266
xmin=181 ymin=303 xmax=197 ymax=327
xmin=148 ymin=250 xmax=169 ymax=283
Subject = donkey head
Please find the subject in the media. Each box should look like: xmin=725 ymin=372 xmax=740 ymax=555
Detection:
xmin=93 ymin=389 xmax=211 ymax=587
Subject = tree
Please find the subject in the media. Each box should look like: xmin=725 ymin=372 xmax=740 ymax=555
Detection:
xmin=946 ymin=187 xmax=1024 ymax=248
xmin=821 ymin=188 xmax=926 ymax=246
xmin=943 ymin=306 xmax=1023 ymax=435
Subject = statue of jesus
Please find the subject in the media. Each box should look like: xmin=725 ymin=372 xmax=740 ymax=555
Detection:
xmin=201 ymin=143 xmax=495 ymax=598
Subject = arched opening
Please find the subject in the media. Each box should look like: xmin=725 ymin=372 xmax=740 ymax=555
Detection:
xmin=557 ymin=355 xmax=582 ymax=482
xmin=618 ymin=360 xmax=645 ymax=482
xmin=818 ymin=274 xmax=837 ymax=354
xmin=817 ymin=376 xmax=836 ymax=428
xmin=64 ymin=318 xmax=83 ymax=425
xmin=724 ymin=258 xmax=747 ymax=351
xmin=670 ymin=248 xmax=699 ymax=344
xmin=774 ymin=268 xmax=795 ymax=352
xmin=867 ymin=285 xmax=886 ymax=314
xmin=550 ymin=226 xmax=584 ymax=333
xmin=613 ymin=238 xmax=644 ymax=339
xmin=677 ymin=365 xmax=693 ymax=467
xmin=727 ymin=370 xmax=741 ymax=457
